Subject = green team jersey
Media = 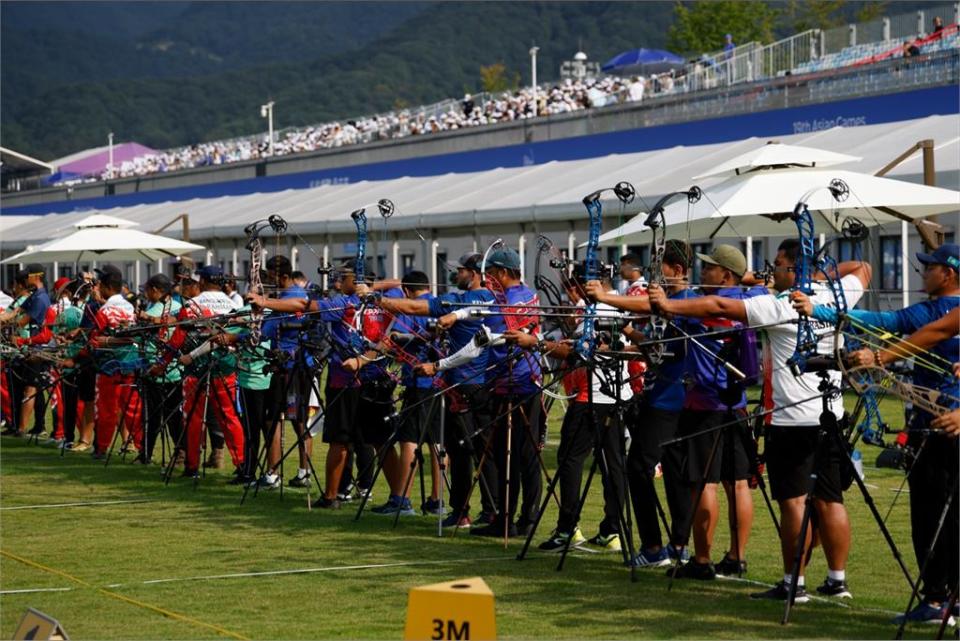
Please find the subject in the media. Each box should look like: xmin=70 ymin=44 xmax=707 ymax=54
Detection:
xmin=235 ymin=305 xmax=272 ymax=390
xmin=144 ymin=299 xmax=183 ymax=384
xmin=54 ymin=302 xmax=84 ymax=361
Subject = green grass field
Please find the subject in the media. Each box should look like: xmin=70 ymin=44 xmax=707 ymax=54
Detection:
xmin=0 ymin=394 xmax=941 ymax=640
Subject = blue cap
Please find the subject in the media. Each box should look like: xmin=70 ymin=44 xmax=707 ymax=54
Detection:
xmin=485 ymin=248 xmax=521 ymax=271
xmin=916 ymin=243 xmax=960 ymax=271
xmin=197 ymin=265 xmax=224 ymax=280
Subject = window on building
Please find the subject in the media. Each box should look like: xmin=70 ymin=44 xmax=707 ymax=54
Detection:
xmin=835 ymin=239 xmax=857 ymax=262
xmin=881 ymin=236 xmax=902 ymax=291
xmin=401 ymin=254 xmax=415 ymax=275
xmin=60 ymin=265 xmax=74 ymax=279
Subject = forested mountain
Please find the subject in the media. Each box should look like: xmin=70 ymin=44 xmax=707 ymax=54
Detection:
xmin=1 ymin=1 xmax=949 ymax=160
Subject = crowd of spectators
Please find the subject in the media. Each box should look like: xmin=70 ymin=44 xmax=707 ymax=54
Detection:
xmin=102 ymin=73 xmax=674 ymax=183
xmin=62 ymin=15 xmax=954 ymax=187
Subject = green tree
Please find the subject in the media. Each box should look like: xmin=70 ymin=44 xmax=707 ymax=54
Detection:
xmin=790 ymin=0 xmax=848 ymax=31
xmin=479 ymin=62 xmax=519 ymax=93
xmin=667 ymin=1 xmax=779 ymax=55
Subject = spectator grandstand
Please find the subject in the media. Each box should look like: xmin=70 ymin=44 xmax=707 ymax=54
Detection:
xmin=37 ymin=5 xmax=960 ymax=189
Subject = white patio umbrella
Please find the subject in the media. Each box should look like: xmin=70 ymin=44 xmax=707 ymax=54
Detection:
xmin=598 ymin=167 xmax=960 ymax=245
xmin=1 ymin=214 xmax=204 ymax=264
xmin=692 ymin=142 xmax=862 ymax=180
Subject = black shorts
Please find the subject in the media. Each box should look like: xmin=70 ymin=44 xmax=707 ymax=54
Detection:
xmin=76 ymin=366 xmax=96 ymax=402
xmin=356 ymin=379 xmax=395 ymax=446
xmin=679 ymin=409 xmax=752 ymax=484
xmin=764 ymin=424 xmax=845 ymax=504
xmin=322 ymin=385 xmax=360 ymax=445
xmin=396 ymin=387 xmax=441 ymax=444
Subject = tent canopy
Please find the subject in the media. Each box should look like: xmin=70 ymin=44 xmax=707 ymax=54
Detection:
xmin=1 ymin=214 xmax=204 ymax=264
xmin=1 ymin=115 xmax=956 ymax=251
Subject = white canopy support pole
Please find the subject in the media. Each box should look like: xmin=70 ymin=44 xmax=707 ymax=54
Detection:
xmin=901 ymin=221 xmax=910 ymax=308
xmin=205 ymin=250 xmax=214 ymax=267
xmin=135 ymin=261 xmax=141 ymax=286
xmin=322 ymin=243 xmax=330 ymax=291
xmin=157 ymin=258 xmax=163 ymax=276
xmin=568 ymin=230 xmax=576 ymax=261
xmin=745 ymin=235 xmax=753 ymax=271
xmin=392 ymin=239 xmax=400 ymax=279
xmin=518 ymin=234 xmax=527 ymax=282
xmin=818 ymin=233 xmax=826 ymax=250
xmin=430 ymin=240 xmax=440 ymax=296
xmin=231 ymin=248 xmax=238 ymax=275
xmin=291 ymin=247 xmax=299 ymax=271
xmin=620 ymin=242 xmax=628 ymax=260
xmin=52 ymin=261 xmax=58 ymax=280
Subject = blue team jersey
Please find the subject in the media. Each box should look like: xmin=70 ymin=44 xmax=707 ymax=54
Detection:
xmin=357 ymin=287 xmax=404 ymax=384
xmin=487 ymin=284 xmax=541 ymax=395
xmin=21 ymin=287 xmax=51 ymax=337
xmin=396 ymin=292 xmax=438 ymax=389
xmin=428 ymin=288 xmax=495 ymax=386
xmin=646 ymin=288 xmax=701 ymax=412
xmin=260 ymin=285 xmax=310 ymax=369
xmin=312 ymin=292 xmax=361 ymax=388
xmin=683 ymin=285 xmax=767 ymax=411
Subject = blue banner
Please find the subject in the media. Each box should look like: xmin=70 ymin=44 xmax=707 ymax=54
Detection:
xmin=4 ymin=84 xmax=957 ymax=216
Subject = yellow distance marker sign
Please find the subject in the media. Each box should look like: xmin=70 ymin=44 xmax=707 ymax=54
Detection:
xmin=403 ymin=577 xmax=496 ymax=640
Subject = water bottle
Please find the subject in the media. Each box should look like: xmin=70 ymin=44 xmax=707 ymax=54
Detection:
xmin=852 ymin=449 xmax=865 ymax=480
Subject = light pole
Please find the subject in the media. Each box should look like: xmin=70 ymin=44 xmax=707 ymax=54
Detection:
xmin=260 ymin=100 xmax=275 ymax=156
xmin=529 ymin=45 xmax=539 ymax=117
xmin=107 ymin=131 xmax=114 ymax=179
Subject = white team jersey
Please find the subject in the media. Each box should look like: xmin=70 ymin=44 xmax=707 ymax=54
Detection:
xmin=744 ymin=275 xmax=865 ymax=426
xmin=189 ymin=290 xmax=239 ymax=316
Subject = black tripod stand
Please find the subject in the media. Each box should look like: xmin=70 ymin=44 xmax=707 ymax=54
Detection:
xmin=782 ymin=368 xmax=917 ymax=624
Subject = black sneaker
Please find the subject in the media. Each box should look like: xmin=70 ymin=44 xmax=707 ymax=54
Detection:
xmin=91 ymin=451 xmax=107 ymax=460
xmin=815 ymin=577 xmax=852 ymax=599
xmin=181 ymin=468 xmax=200 ymax=480
xmin=474 ymin=510 xmax=496 ymax=526
xmin=288 ymin=474 xmax=311 ymax=488
xmin=311 ymin=496 xmax=341 ymax=509
xmin=715 ymin=554 xmax=747 ymax=576
xmin=470 ymin=521 xmax=519 ymax=538
xmin=227 ymin=474 xmax=253 ymax=486
xmin=750 ymin=581 xmax=810 ymax=604
xmin=666 ymin=559 xmax=716 ymax=581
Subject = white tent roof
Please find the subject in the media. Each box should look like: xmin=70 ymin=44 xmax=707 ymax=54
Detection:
xmin=1 ymin=114 xmax=957 ymax=250
xmin=692 ymin=142 xmax=861 ymax=179
xmin=1 ymin=225 xmax=205 ymax=264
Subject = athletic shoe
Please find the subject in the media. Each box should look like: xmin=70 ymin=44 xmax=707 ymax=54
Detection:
xmin=666 ymin=559 xmax=716 ymax=581
xmin=630 ymin=547 xmax=672 ymax=568
xmin=337 ymin=482 xmax=356 ymax=502
xmin=67 ymin=441 xmax=91 ymax=452
xmin=288 ymin=474 xmax=312 ymax=488
xmin=815 ymin=577 xmax=852 ymax=599
xmin=667 ymin=545 xmax=690 ymax=564
xmin=181 ymin=468 xmax=200 ymax=480
xmin=892 ymin=600 xmax=955 ymax=626
xmin=538 ymin=527 xmax=586 ymax=551
xmin=441 ymin=513 xmax=472 ymax=529
xmin=42 ymin=436 xmax=63 ymax=447
xmin=310 ymin=496 xmax=341 ymax=510
xmin=371 ymin=495 xmax=401 ymax=514
xmin=474 ymin=510 xmax=496 ymax=526
xmin=0 ymin=427 xmax=19 ymax=437
xmin=356 ymin=487 xmax=373 ymax=501
xmin=715 ymin=554 xmax=748 ymax=576
xmin=515 ymin=518 xmax=535 ymax=537
xmin=255 ymin=474 xmax=280 ymax=490
xmin=227 ymin=474 xmax=253 ymax=486
xmin=471 ymin=521 xmax=519 ymax=538
xmin=750 ymin=581 xmax=809 ymax=604
xmin=421 ymin=498 xmax=446 ymax=516
xmin=27 ymin=428 xmax=46 ymax=439
xmin=91 ymin=451 xmax=107 ymax=461
xmin=587 ymin=532 xmax=622 ymax=553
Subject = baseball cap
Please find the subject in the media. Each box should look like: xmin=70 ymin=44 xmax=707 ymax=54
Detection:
xmin=458 ymin=252 xmax=483 ymax=271
xmin=197 ymin=265 xmax=224 ymax=281
xmin=696 ymin=244 xmax=747 ymax=278
xmin=916 ymin=243 xmax=960 ymax=271
xmin=145 ymin=273 xmax=174 ymax=292
xmin=485 ymin=248 xmax=521 ymax=271
xmin=25 ymin=263 xmax=46 ymax=277
xmin=53 ymin=276 xmax=71 ymax=293
xmin=338 ymin=257 xmax=376 ymax=280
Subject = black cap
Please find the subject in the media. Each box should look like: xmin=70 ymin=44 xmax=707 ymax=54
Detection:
xmin=145 ymin=274 xmax=173 ymax=292
xmin=197 ymin=265 xmax=224 ymax=281
xmin=25 ymin=263 xmax=46 ymax=277
xmin=458 ymin=252 xmax=483 ymax=272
